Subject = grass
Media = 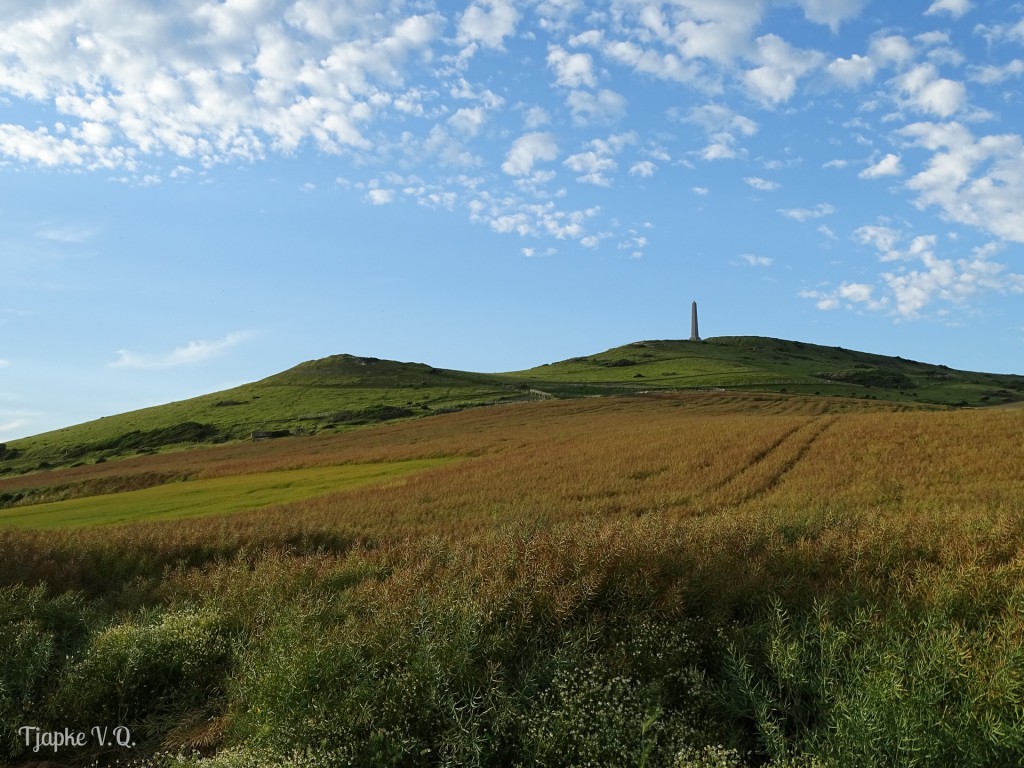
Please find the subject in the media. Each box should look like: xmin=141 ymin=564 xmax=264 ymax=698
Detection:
xmin=0 ymin=458 xmax=452 ymax=529
xmin=1 ymin=390 xmax=1023 ymax=766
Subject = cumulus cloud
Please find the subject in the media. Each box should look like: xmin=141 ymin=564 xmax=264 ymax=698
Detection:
xmin=111 ymin=332 xmax=251 ymax=370
xmin=565 ymin=89 xmax=627 ymax=125
xmin=925 ymin=0 xmax=972 ymax=18
xmin=547 ymin=44 xmax=597 ymax=88
xmin=827 ymin=54 xmax=877 ymax=88
xmin=564 ymin=151 xmax=617 ymax=186
xmin=457 ymin=0 xmax=519 ymax=50
xmin=869 ymin=35 xmax=915 ymax=68
xmin=793 ymin=0 xmax=869 ymax=31
xmin=684 ymin=103 xmax=758 ymax=161
xmin=900 ymin=121 xmax=1024 ymax=243
xmin=855 ymin=224 xmax=903 ymax=260
xmin=0 ymin=3 xmax=446 ymax=168
xmin=859 ymin=153 xmax=903 ymax=179
xmin=814 ymin=230 xmax=1024 ymax=317
xmin=894 ymin=64 xmax=967 ymax=118
xmin=629 ymin=161 xmax=655 ymax=177
xmin=741 ymin=253 xmax=774 ymax=267
xmin=501 ymin=132 xmax=559 ymax=177
xmin=469 ymin=193 xmax=601 ymax=242
xmin=367 ymin=188 xmax=395 ymax=204
xmin=743 ymin=34 xmax=824 ymax=105
xmin=561 ymin=132 xmax=635 ymax=186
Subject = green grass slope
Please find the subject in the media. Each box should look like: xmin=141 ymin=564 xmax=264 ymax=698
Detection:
xmin=4 ymin=337 xmax=1022 ymax=475
xmin=521 ymin=336 xmax=1024 ymax=406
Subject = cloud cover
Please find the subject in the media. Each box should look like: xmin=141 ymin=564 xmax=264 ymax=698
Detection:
xmin=1 ymin=0 xmax=1023 ymax=323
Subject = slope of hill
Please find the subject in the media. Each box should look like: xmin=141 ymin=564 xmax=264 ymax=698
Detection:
xmin=3 ymin=337 xmax=1022 ymax=475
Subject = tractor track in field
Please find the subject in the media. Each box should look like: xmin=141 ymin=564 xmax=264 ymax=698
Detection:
xmin=710 ymin=416 xmax=838 ymax=507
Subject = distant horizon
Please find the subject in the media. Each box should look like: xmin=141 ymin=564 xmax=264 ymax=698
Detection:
xmin=8 ymin=330 xmax=1024 ymax=443
xmin=3 ymin=1 xmax=1023 ymax=441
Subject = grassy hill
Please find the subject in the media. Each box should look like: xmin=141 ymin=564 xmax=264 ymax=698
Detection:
xmin=3 ymin=336 xmax=1022 ymax=475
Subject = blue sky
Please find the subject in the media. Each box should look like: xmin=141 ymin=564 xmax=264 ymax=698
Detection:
xmin=2 ymin=0 xmax=1024 ymax=440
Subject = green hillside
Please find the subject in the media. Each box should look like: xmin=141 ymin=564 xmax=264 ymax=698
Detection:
xmin=3 ymin=337 xmax=1022 ymax=475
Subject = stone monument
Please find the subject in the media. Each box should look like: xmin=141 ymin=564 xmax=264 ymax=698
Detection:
xmin=689 ymin=301 xmax=701 ymax=342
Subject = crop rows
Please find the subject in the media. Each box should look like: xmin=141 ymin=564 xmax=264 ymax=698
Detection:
xmin=1 ymin=393 xmax=1022 ymax=766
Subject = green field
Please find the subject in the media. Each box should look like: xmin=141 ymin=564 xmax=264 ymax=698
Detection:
xmin=0 ymin=458 xmax=451 ymax=529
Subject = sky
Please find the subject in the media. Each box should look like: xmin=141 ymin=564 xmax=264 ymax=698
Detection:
xmin=2 ymin=0 xmax=1024 ymax=441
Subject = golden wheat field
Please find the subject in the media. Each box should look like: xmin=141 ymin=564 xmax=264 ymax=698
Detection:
xmin=3 ymin=393 xmax=1024 ymax=767
xmin=2 ymin=392 xmax=1020 ymax=589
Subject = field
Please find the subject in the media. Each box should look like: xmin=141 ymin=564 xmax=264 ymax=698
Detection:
xmin=2 ymin=391 xmax=1024 ymax=766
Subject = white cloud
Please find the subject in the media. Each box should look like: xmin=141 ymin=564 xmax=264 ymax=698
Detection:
xmin=501 ymin=132 xmax=559 ymax=177
xmin=881 ymin=244 xmax=1024 ymax=318
xmin=969 ymin=60 xmax=1024 ymax=85
xmin=818 ymin=230 xmax=1024 ymax=317
xmin=0 ymin=359 xmax=9 ymax=368
xmin=745 ymin=176 xmax=779 ymax=191
xmin=684 ymin=103 xmax=758 ymax=161
xmin=523 ymin=106 xmax=551 ymax=128
xmin=779 ymin=203 xmax=837 ymax=221
xmin=894 ymin=64 xmax=967 ymax=118
xmin=367 ymin=188 xmax=394 ymax=204
xmin=827 ymin=54 xmax=877 ymax=88
xmin=741 ymin=253 xmax=774 ymax=267
xmin=837 ymin=282 xmax=878 ymax=304
xmin=900 ymin=121 xmax=1024 ymax=243
xmin=0 ymin=4 xmax=446 ymax=168
xmin=448 ymin=107 xmax=487 ymax=137
xmin=112 ymin=332 xmax=251 ymax=370
xmin=665 ymin=1 xmax=765 ymax=65
xmin=565 ymin=89 xmax=627 ymax=125
xmin=855 ymin=224 xmax=903 ymax=261
xmin=564 ymin=151 xmax=616 ymax=186
xmin=457 ymin=0 xmax=519 ymax=50
xmin=869 ymin=35 xmax=915 ymax=68
xmin=562 ymin=133 xmax=635 ymax=186
xmin=925 ymin=0 xmax=972 ymax=18
xmin=793 ymin=0 xmax=869 ymax=32
xmin=629 ymin=161 xmax=655 ymax=177
xmin=692 ymin=186 xmax=710 ymax=196
xmin=743 ymin=34 xmax=824 ymax=105
xmin=859 ymin=153 xmax=903 ymax=179
xmin=547 ymin=45 xmax=596 ymax=88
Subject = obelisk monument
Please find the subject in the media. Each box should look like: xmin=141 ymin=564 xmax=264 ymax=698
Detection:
xmin=689 ymin=301 xmax=701 ymax=342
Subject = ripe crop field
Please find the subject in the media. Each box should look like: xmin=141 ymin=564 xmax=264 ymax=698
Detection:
xmin=2 ymin=392 xmax=1023 ymax=767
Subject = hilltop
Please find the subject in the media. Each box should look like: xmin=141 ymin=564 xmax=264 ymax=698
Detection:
xmin=3 ymin=336 xmax=1022 ymax=475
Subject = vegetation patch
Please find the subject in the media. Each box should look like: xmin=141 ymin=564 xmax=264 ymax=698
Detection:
xmin=813 ymin=368 xmax=915 ymax=389
xmin=0 ymin=458 xmax=453 ymax=529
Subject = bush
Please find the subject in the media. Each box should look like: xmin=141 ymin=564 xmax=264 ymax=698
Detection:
xmin=0 ymin=585 xmax=91 ymax=759
xmin=57 ymin=608 xmax=232 ymax=743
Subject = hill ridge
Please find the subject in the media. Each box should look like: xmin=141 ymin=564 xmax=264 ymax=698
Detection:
xmin=4 ymin=335 xmax=1022 ymax=475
